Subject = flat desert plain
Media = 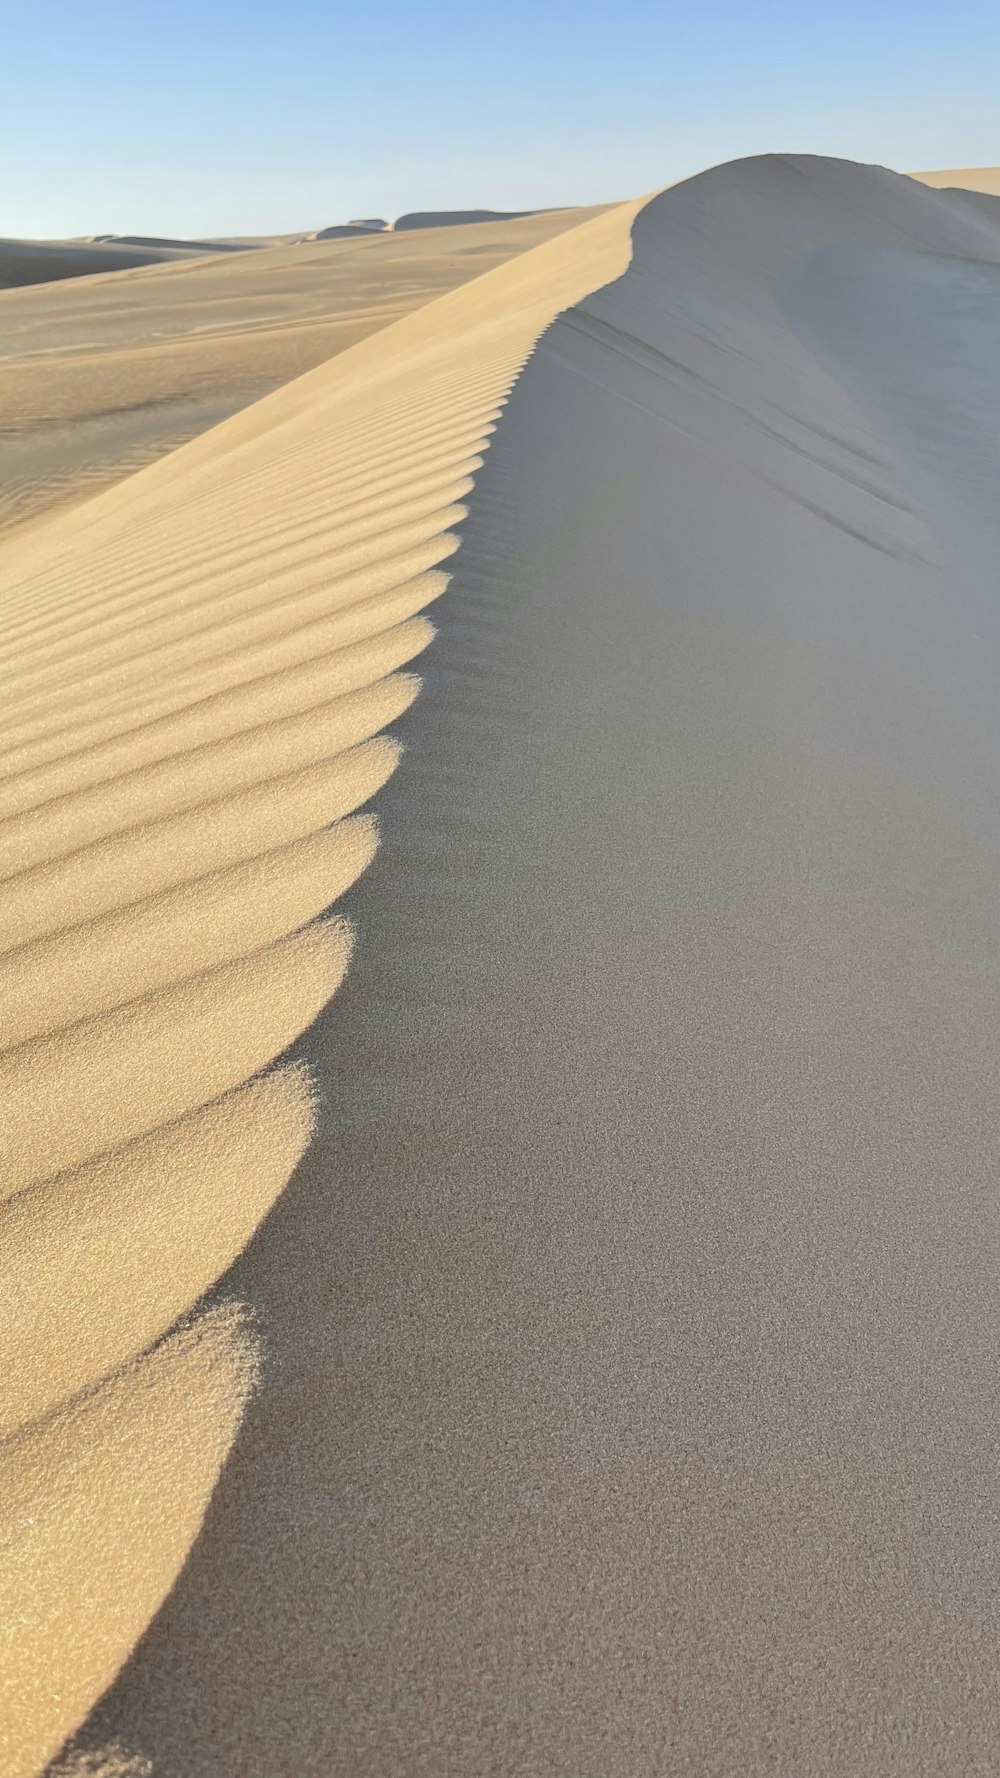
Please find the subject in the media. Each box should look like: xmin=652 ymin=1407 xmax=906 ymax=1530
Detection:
xmin=2 ymin=157 xmax=1000 ymax=1778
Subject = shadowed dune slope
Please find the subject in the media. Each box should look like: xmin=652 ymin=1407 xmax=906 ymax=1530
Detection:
xmin=53 ymin=154 xmax=1000 ymax=1778
xmin=0 ymin=196 xmax=641 ymax=1778
xmin=394 ymin=207 xmax=558 ymax=228
xmin=911 ymin=164 xmax=1000 ymax=195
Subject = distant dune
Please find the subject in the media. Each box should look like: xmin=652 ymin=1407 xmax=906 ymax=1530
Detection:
xmin=394 ymin=205 xmax=558 ymax=229
xmin=1 ymin=210 xmax=564 ymax=292
xmin=0 ymin=205 xmax=610 ymax=537
xmin=90 ymin=233 xmax=254 ymax=253
xmin=6 ymin=154 xmax=1000 ymax=1777
xmin=310 ymin=223 xmax=387 ymax=239
xmin=0 ymin=181 xmax=639 ymax=1778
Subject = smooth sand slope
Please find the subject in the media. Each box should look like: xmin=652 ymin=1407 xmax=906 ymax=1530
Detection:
xmin=0 ymin=197 xmax=639 ymax=1778
xmin=36 ymin=155 xmax=1000 ymax=1778
xmin=0 ymin=207 xmax=607 ymax=538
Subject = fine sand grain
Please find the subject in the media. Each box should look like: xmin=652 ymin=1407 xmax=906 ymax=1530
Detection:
xmin=0 ymin=196 xmax=639 ymax=1778
xmin=38 ymin=156 xmax=1000 ymax=1778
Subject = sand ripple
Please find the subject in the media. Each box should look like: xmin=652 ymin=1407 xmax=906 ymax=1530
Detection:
xmin=0 ymin=198 xmax=639 ymax=1776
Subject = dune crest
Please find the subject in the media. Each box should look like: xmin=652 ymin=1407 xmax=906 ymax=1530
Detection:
xmin=0 ymin=196 xmax=640 ymax=1773
xmin=45 ymin=153 xmax=1000 ymax=1777
xmin=0 ymin=206 xmax=611 ymax=540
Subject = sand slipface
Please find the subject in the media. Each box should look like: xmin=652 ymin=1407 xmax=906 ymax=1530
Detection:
xmin=32 ymin=154 xmax=1000 ymax=1778
xmin=6 ymin=153 xmax=1000 ymax=1775
xmin=0 ymin=236 xmax=241 ymax=292
xmin=0 ymin=198 xmax=639 ymax=1777
xmin=911 ymin=164 xmax=1000 ymax=195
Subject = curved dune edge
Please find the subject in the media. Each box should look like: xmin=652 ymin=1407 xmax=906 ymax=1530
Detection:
xmin=0 ymin=1307 xmax=258 ymax=1778
xmin=0 ymin=195 xmax=643 ymax=1775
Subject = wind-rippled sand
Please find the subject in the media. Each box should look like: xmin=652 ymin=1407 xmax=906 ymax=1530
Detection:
xmin=0 ymin=197 xmax=639 ymax=1778
xmin=6 ymin=154 xmax=1000 ymax=1777
xmin=0 ymin=208 xmax=609 ymax=539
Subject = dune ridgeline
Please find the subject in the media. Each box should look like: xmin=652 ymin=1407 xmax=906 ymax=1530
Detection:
xmin=5 ymin=153 xmax=1000 ymax=1775
xmin=0 ymin=194 xmax=641 ymax=1777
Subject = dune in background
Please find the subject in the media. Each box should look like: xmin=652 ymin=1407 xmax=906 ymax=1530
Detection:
xmin=911 ymin=164 xmax=1000 ymax=194
xmin=0 ymin=195 xmax=640 ymax=1777
xmin=393 ymin=207 xmax=558 ymax=229
xmin=0 ymin=206 xmax=608 ymax=538
xmin=43 ymin=155 xmax=1000 ymax=1778
xmin=5 ymin=153 xmax=1000 ymax=1775
xmin=0 ymin=236 xmax=250 ymax=293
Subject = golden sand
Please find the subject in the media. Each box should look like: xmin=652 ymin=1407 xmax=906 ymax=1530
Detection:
xmin=0 ymin=196 xmax=640 ymax=1775
xmin=0 ymin=208 xmax=610 ymax=538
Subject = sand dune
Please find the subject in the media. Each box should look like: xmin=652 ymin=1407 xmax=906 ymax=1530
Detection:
xmin=0 ymin=193 xmax=638 ymax=1778
xmin=309 ymin=223 xmax=388 ymax=239
xmin=0 ymin=237 xmax=238 ymax=293
xmin=5 ymin=152 xmax=1000 ymax=1774
xmin=394 ymin=207 xmax=556 ymax=228
xmin=911 ymin=163 xmax=1000 ymax=194
xmin=0 ymin=206 xmax=608 ymax=538
xmin=14 ymin=153 xmax=998 ymax=1778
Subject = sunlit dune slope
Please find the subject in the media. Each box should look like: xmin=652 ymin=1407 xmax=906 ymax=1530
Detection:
xmin=54 ymin=151 xmax=1000 ymax=1778
xmin=910 ymin=164 xmax=1000 ymax=195
xmin=0 ymin=206 xmax=609 ymax=538
xmin=0 ymin=193 xmax=640 ymax=1778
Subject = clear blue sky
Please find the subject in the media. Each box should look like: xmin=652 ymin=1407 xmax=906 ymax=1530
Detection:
xmin=3 ymin=0 xmax=998 ymax=238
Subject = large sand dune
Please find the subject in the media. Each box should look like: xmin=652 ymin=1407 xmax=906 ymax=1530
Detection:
xmin=0 ymin=207 xmax=607 ymax=539
xmin=4 ymin=154 xmax=1000 ymax=1774
xmin=0 ymin=191 xmax=639 ymax=1778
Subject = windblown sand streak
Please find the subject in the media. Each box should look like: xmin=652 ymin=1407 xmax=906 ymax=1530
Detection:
xmin=0 ymin=197 xmax=639 ymax=1776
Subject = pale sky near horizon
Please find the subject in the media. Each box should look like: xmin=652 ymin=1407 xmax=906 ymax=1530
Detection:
xmin=3 ymin=0 xmax=999 ymax=238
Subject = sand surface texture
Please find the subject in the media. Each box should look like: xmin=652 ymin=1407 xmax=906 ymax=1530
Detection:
xmin=0 ymin=237 xmax=246 ymax=293
xmin=0 ymin=208 xmax=607 ymax=540
xmin=5 ymin=154 xmax=1000 ymax=1776
xmin=39 ymin=154 xmax=1000 ymax=1777
xmin=0 ymin=196 xmax=639 ymax=1778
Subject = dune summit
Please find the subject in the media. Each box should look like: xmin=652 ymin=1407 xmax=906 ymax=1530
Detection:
xmin=4 ymin=152 xmax=1000 ymax=1775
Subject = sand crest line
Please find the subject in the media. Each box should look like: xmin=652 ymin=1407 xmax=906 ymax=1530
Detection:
xmin=0 ymin=195 xmax=641 ymax=1777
